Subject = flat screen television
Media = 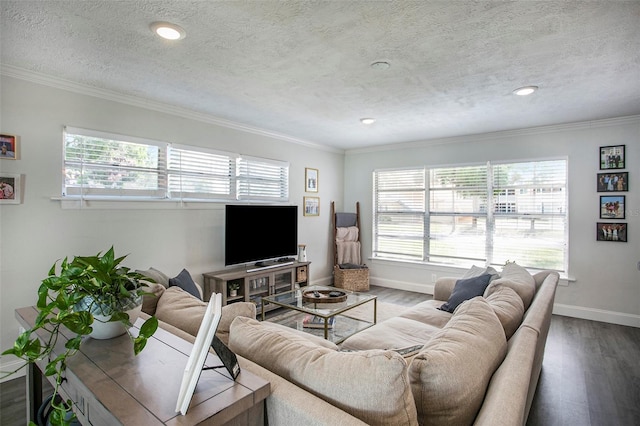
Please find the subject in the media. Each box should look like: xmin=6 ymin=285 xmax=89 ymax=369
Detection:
xmin=225 ymin=204 xmax=298 ymax=267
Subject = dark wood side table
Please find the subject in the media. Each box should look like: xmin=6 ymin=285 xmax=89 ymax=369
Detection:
xmin=16 ymin=306 xmax=270 ymax=425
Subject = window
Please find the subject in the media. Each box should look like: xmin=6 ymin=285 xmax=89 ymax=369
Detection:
xmin=373 ymin=158 xmax=568 ymax=272
xmin=63 ymin=127 xmax=289 ymax=203
xmin=236 ymin=156 xmax=289 ymax=201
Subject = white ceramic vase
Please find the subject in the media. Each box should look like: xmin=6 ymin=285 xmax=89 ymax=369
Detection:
xmin=90 ymin=304 xmax=143 ymax=339
xmin=77 ymin=294 xmax=143 ymax=340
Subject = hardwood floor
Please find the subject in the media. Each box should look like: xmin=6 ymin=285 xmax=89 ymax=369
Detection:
xmin=2 ymin=285 xmax=638 ymax=425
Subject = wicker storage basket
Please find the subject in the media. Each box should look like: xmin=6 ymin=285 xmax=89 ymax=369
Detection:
xmin=334 ymin=265 xmax=369 ymax=292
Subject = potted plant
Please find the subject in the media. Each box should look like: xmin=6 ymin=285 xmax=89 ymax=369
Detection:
xmin=229 ymin=282 xmax=240 ymax=297
xmin=1 ymin=246 xmax=158 ymax=426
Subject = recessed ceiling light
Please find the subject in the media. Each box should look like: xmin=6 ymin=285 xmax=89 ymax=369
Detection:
xmin=150 ymin=22 xmax=186 ymax=40
xmin=371 ymin=61 xmax=391 ymax=70
xmin=360 ymin=118 xmax=376 ymax=125
xmin=513 ymin=86 xmax=538 ymax=96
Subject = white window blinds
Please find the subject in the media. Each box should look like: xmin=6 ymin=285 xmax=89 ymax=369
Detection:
xmin=64 ymin=127 xmax=166 ymax=198
xmin=63 ymin=127 xmax=289 ymax=203
xmin=491 ymin=160 xmax=567 ymax=271
xmin=373 ymin=158 xmax=568 ymax=272
xmin=168 ymin=145 xmax=236 ymax=200
xmin=429 ymin=165 xmax=488 ymax=264
xmin=373 ymin=168 xmax=426 ymax=261
xmin=237 ymin=156 xmax=289 ymax=202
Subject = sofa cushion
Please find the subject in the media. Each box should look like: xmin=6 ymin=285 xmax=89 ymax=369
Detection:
xmin=399 ymin=300 xmax=453 ymax=328
xmin=409 ymin=297 xmax=507 ymax=426
xmin=140 ymin=281 xmax=165 ymax=316
xmin=136 ymin=267 xmax=170 ymax=287
xmin=486 ymin=262 xmax=536 ymax=310
xmin=155 ymin=287 xmax=207 ymax=337
xmin=439 ymin=273 xmax=493 ymax=313
xmin=216 ymin=302 xmax=257 ymax=345
xmin=168 ymin=268 xmax=201 ymax=300
xmin=229 ymin=317 xmax=418 ymax=426
xmin=485 ymin=284 xmax=525 ymax=339
xmin=462 ymin=265 xmax=499 ymax=279
xmin=340 ymin=316 xmax=442 ymax=351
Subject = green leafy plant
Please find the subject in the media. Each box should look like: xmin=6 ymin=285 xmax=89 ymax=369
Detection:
xmin=1 ymin=247 xmax=158 ymax=426
xmin=229 ymin=282 xmax=240 ymax=291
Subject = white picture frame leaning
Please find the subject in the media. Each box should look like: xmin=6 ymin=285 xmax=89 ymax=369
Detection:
xmin=175 ymin=293 xmax=223 ymax=415
xmin=0 ymin=173 xmax=21 ymax=204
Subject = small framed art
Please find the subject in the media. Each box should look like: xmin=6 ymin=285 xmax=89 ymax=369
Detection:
xmin=0 ymin=134 xmax=18 ymax=160
xmin=599 ymin=145 xmax=625 ymax=170
xmin=0 ymin=173 xmax=21 ymax=204
xmin=600 ymin=195 xmax=625 ymax=219
xmin=597 ymin=172 xmax=628 ymax=192
xmin=596 ymin=222 xmax=627 ymax=242
xmin=305 ymin=168 xmax=318 ymax=192
xmin=304 ymin=196 xmax=319 ymax=216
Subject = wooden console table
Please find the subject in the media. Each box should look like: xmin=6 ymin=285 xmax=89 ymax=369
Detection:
xmin=16 ymin=306 xmax=270 ymax=425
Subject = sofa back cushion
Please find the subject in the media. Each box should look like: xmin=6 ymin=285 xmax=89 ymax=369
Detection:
xmin=155 ymin=287 xmax=207 ymax=337
xmin=485 ymin=284 xmax=525 ymax=339
xmin=485 ymin=262 xmax=536 ymax=310
xmin=229 ymin=317 xmax=418 ymax=426
xmin=140 ymin=281 xmax=166 ymax=316
xmin=408 ymin=297 xmax=507 ymax=426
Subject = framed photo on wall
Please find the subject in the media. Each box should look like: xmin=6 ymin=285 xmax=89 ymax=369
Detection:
xmin=599 ymin=145 xmax=625 ymax=170
xmin=305 ymin=168 xmax=318 ymax=192
xmin=304 ymin=196 xmax=319 ymax=216
xmin=599 ymin=195 xmax=625 ymax=219
xmin=597 ymin=172 xmax=628 ymax=192
xmin=0 ymin=134 xmax=19 ymax=160
xmin=0 ymin=173 xmax=21 ymax=204
xmin=596 ymin=222 xmax=627 ymax=242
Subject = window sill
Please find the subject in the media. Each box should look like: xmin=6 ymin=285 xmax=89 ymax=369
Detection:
xmin=368 ymin=257 xmax=573 ymax=286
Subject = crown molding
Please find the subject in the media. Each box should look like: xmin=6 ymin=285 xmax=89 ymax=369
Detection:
xmin=346 ymin=115 xmax=640 ymax=155
xmin=1 ymin=65 xmax=343 ymax=154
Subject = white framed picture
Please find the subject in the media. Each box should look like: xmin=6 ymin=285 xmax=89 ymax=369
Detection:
xmin=305 ymin=168 xmax=318 ymax=192
xmin=304 ymin=196 xmax=319 ymax=216
xmin=0 ymin=173 xmax=21 ymax=204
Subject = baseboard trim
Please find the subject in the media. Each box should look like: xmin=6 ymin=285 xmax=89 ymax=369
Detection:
xmin=317 ymin=275 xmax=639 ymax=328
xmin=0 ymin=358 xmax=25 ymax=383
xmin=553 ymin=303 xmax=640 ymax=328
xmin=370 ymin=277 xmax=434 ymax=295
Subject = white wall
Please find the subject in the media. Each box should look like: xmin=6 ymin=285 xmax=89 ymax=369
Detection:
xmin=0 ymin=76 xmax=344 ymax=376
xmin=344 ymin=117 xmax=640 ymax=327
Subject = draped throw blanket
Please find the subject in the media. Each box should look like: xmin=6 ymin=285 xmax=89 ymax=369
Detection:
xmin=336 ymin=226 xmax=361 ymax=264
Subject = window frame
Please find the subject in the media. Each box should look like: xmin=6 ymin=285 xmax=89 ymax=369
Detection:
xmin=62 ymin=126 xmax=289 ymax=204
xmin=373 ymin=157 xmax=568 ymax=273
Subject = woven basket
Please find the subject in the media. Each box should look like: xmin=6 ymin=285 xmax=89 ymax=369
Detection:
xmin=334 ymin=265 xmax=369 ymax=292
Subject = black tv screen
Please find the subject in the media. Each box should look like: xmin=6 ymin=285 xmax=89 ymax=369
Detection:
xmin=225 ymin=205 xmax=298 ymax=267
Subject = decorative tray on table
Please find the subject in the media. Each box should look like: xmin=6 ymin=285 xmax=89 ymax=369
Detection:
xmin=302 ymin=289 xmax=347 ymax=303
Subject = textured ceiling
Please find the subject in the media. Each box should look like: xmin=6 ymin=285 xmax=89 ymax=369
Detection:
xmin=2 ymin=1 xmax=640 ymax=150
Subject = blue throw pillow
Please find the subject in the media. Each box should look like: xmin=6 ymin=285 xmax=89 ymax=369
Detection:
xmin=438 ymin=273 xmax=493 ymax=313
xmin=169 ymin=269 xmax=201 ymax=300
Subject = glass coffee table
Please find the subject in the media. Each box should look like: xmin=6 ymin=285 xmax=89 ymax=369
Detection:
xmin=261 ymin=285 xmax=377 ymax=344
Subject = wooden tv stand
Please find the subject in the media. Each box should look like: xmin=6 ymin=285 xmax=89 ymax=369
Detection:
xmin=203 ymin=262 xmax=310 ymax=315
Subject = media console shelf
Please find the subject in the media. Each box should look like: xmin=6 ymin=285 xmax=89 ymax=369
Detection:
xmin=203 ymin=261 xmax=310 ymax=315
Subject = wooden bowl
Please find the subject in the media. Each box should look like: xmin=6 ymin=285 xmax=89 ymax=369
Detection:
xmin=302 ymin=289 xmax=347 ymax=303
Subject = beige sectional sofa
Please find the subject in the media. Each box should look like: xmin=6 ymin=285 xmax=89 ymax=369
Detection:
xmin=138 ymin=264 xmax=558 ymax=426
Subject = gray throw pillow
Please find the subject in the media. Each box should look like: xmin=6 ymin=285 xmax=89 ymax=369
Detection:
xmin=169 ymin=269 xmax=201 ymax=300
xmin=439 ymin=273 xmax=492 ymax=313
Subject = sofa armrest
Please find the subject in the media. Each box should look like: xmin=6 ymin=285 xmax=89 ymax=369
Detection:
xmin=433 ymin=277 xmax=457 ymax=301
